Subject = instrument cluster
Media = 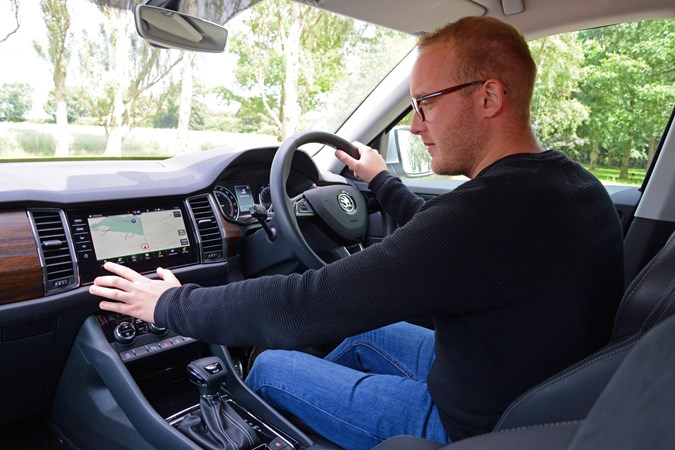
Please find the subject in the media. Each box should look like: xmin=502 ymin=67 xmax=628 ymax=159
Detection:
xmin=213 ymin=182 xmax=273 ymax=223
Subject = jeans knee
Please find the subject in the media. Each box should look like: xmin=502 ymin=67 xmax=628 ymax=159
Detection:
xmin=245 ymin=349 xmax=291 ymax=392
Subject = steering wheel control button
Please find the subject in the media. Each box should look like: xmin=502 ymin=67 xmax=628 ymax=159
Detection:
xmin=294 ymin=198 xmax=315 ymax=216
xmin=113 ymin=322 xmax=136 ymax=344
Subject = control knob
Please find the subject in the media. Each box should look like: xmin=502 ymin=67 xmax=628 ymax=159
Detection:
xmin=113 ymin=321 xmax=136 ymax=344
xmin=148 ymin=322 xmax=168 ymax=336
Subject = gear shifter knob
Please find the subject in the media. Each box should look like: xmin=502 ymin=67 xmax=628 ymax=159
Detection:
xmin=186 ymin=356 xmax=227 ymax=397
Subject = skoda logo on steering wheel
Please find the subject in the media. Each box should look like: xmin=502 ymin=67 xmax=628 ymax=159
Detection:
xmin=337 ymin=191 xmax=357 ymax=215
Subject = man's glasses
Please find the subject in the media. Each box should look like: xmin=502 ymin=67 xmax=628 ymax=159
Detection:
xmin=411 ymin=80 xmax=485 ymax=122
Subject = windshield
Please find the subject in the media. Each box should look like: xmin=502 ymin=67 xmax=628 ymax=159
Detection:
xmin=0 ymin=0 xmax=416 ymax=160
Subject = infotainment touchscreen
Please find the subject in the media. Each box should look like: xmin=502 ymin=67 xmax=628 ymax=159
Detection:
xmin=69 ymin=205 xmax=200 ymax=283
xmin=88 ymin=209 xmax=189 ymax=261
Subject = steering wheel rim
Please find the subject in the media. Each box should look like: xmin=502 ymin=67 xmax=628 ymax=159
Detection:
xmin=270 ymin=130 xmax=366 ymax=269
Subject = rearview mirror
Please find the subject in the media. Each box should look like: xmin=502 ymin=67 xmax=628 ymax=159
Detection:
xmin=135 ymin=4 xmax=228 ymax=53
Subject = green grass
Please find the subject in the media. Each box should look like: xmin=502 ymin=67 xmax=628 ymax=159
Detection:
xmin=0 ymin=122 xmax=277 ymax=159
xmin=585 ymin=166 xmax=645 ymax=186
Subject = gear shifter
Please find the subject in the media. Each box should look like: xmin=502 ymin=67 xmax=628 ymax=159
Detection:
xmin=177 ymin=357 xmax=261 ymax=450
xmin=187 ymin=356 xmax=227 ymax=396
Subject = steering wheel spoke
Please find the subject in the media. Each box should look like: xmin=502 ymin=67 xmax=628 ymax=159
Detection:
xmin=292 ymin=194 xmax=316 ymax=218
xmin=271 ymin=130 xmax=368 ymax=269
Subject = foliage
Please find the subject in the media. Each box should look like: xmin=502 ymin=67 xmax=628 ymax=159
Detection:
xmin=577 ymin=20 xmax=675 ymax=178
xmin=72 ymin=4 xmax=183 ymax=155
xmin=218 ymin=0 xmax=360 ymax=140
xmin=530 ymin=33 xmax=590 ymax=156
xmin=33 ymin=0 xmax=72 ymax=74
xmin=147 ymin=82 xmax=207 ymax=130
xmin=44 ymin=88 xmax=89 ymax=123
xmin=0 ymin=83 xmax=33 ymax=122
xmin=530 ymin=20 xmax=675 ymax=180
xmin=34 ymin=0 xmax=73 ymax=156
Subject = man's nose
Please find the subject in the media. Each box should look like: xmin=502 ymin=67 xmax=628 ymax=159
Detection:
xmin=410 ymin=111 xmax=425 ymax=135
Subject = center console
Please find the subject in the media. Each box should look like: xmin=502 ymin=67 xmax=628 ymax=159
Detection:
xmin=49 ymin=314 xmax=322 ymax=450
xmin=48 ymin=200 xmax=329 ymax=449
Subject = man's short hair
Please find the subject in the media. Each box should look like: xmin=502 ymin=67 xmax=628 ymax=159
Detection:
xmin=419 ymin=16 xmax=537 ymax=122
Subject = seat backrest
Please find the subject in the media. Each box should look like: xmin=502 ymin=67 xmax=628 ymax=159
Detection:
xmin=495 ymin=230 xmax=675 ymax=431
xmin=567 ymin=312 xmax=675 ymax=449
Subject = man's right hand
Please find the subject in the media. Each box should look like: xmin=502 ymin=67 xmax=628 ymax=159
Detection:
xmin=335 ymin=141 xmax=388 ymax=183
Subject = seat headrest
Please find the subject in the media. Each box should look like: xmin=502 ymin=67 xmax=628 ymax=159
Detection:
xmin=611 ymin=230 xmax=675 ymax=342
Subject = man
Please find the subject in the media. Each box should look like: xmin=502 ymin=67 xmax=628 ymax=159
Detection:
xmin=91 ymin=16 xmax=624 ymax=449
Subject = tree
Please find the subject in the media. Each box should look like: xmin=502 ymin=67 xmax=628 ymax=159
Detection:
xmin=0 ymin=82 xmax=33 ymax=122
xmin=219 ymin=0 xmax=357 ymax=140
xmin=0 ymin=0 xmax=20 ymax=44
xmin=44 ymin=88 xmax=88 ymax=123
xmin=34 ymin=0 xmax=72 ymax=157
xmin=578 ymin=20 xmax=675 ymax=178
xmin=173 ymin=0 xmax=255 ymax=153
xmin=529 ymin=33 xmax=589 ymax=157
xmin=78 ymin=1 xmax=182 ymax=156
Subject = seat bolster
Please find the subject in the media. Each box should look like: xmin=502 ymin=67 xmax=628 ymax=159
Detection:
xmin=449 ymin=421 xmax=581 ymax=450
xmin=494 ymin=337 xmax=636 ymax=430
xmin=612 ymin=230 xmax=675 ymax=340
xmin=372 ymin=435 xmax=445 ymax=450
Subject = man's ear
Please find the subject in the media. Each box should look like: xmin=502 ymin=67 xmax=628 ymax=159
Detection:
xmin=480 ymin=79 xmax=506 ymax=118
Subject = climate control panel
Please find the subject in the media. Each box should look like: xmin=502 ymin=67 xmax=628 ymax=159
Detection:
xmin=96 ymin=313 xmax=196 ymax=363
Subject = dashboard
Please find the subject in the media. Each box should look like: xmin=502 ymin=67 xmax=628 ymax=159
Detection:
xmin=0 ymin=145 xmax=321 ymax=303
xmin=0 ymin=144 xmax=336 ymax=432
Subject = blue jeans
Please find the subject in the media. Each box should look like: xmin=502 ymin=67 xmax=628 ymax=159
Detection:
xmin=245 ymin=322 xmax=450 ymax=449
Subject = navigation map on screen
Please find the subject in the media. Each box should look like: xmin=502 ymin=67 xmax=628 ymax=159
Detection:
xmin=88 ymin=209 xmax=190 ymax=261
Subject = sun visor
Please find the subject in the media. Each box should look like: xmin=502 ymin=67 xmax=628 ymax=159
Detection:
xmin=297 ymin=0 xmax=486 ymax=35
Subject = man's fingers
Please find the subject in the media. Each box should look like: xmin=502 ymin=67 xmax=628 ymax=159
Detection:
xmin=102 ymin=261 xmax=146 ymax=282
xmin=335 ymin=149 xmax=354 ymax=165
xmin=98 ymin=300 xmax=127 ymax=314
xmin=93 ymin=274 xmax=133 ymax=291
xmin=353 ymin=142 xmax=369 ymax=155
xmin=157 ymin=267 xmax=180 ymax=285
xmin=90 ymin=283 xmax=127 ymax=302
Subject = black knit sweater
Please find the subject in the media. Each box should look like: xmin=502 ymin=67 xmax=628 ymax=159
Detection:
xmin=155 ymin=150 xmax=624 ymax=440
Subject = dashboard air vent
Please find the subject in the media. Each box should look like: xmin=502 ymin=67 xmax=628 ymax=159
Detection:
xmin=28 ymin=209 xmax=79 ymax=295
xmin=186 ymin=195 xmax=227 ymax=263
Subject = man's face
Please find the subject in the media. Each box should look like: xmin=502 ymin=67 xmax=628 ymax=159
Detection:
xmin=409 ymin=44 xmax=483 ymax=177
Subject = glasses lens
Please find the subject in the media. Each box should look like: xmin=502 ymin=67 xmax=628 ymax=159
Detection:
xmin=411 ymin=99 xmax=424 ymax=122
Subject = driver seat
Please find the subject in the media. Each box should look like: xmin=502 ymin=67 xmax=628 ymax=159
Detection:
xmin=374 ymin=229 xmax=675 ymax=449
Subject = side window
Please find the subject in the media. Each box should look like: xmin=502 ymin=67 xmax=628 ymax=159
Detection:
xmin=390 ymin=20 xmax=675 ymax=187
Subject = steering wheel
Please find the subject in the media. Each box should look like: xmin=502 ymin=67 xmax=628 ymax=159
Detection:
xmin=270 ymin=130 xmax=368 ymax=269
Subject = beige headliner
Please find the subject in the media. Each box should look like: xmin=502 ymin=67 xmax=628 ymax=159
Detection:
xmin=296 ymin=0 xmax=675 ymax=40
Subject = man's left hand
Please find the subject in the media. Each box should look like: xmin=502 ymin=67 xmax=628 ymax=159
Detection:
xmin=89 ymin=262 xmax=180 ymax=324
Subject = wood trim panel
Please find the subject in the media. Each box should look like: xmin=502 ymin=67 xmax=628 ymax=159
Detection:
xmin=0 ymin=211 xmax=43 ymax=304
xmin=223 ymin=220 xmax=242 ymax=255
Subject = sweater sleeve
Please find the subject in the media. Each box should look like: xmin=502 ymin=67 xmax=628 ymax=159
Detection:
xmin=152 ymin=179 xmax=514 ymax=350
xmin=369 ymin=171 xmax=424 ymax=226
